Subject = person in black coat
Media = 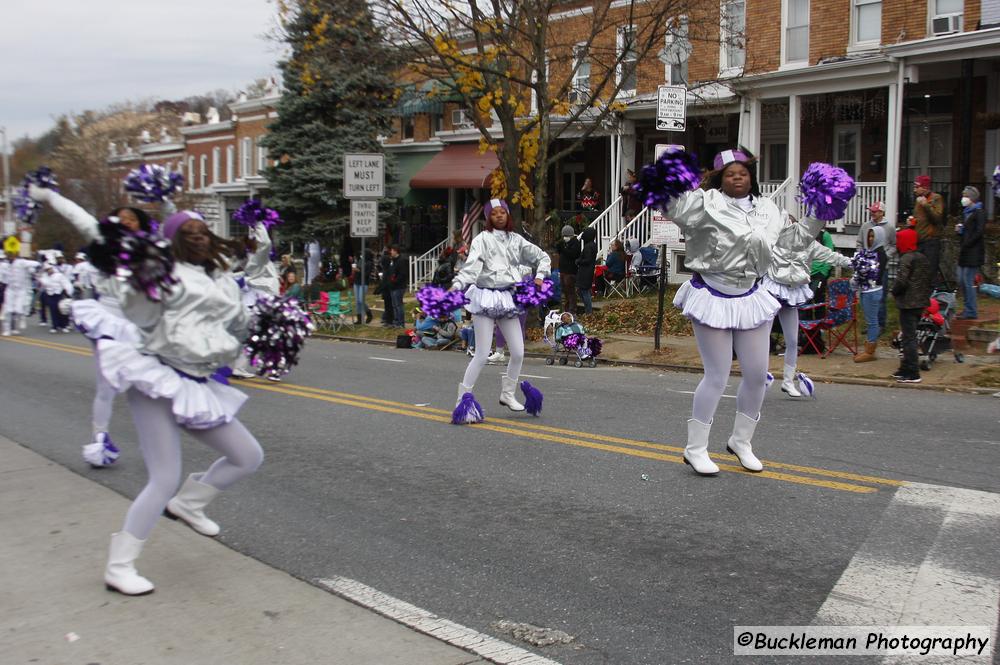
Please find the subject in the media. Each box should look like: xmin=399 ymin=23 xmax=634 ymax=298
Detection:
xmin=387 ymin=245 xmax=408 ymax=327
xmin=575 ymin=227 xmax=598 ymax=315
xmin=955 ymin=185 xmax=986 ymax=319
xmin=555 ymin=225 xmax=581 ymax=314
xmin=378 ymin=247 xmax=394 ymax=326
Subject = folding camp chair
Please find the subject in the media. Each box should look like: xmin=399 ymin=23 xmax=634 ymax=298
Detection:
xmin=313 ymin=291 xmax=353 ymax=332
xmin=797 ymin=278 xmax=858 ymax=358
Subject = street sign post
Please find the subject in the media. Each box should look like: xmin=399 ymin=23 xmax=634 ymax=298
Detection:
xmin=343 ymin=153 xmax=385 ymax=199
xmin=655 ymin=85 xmax=687 ymax=132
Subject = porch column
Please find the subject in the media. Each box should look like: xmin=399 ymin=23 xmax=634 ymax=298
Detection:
xmin=885 ymin=65 xmax=904 ymax=227
xmin=738 ymin=95 xmax=761 ymax=155
xmin=985 ymin=69 xmax=999 ymax=217
xmin=447 ymin=187 xmax=458 ymax=242
xmin=786 ymin=94 xmax=801 ymax=213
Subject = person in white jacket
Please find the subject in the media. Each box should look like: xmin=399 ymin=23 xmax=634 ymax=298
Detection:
xmin=761 ymin=225 xmax=852 ymax=397
xmin=0 ymin=251 xmax=40 ymax=336
xmin=451 ymin=199 xmax=550 ymax=417
xmin=37 ymin=262 xmax=74 ymax=332
xmin=668 ymin=149 xmax=827 ymax=476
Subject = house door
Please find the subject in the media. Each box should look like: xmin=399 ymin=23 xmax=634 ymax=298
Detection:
xmin=562 ymin=163 xmax=585 ymax=210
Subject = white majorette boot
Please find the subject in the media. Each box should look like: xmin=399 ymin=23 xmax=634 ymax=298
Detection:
xmin=499 ymin=375 xmax=525 ymax=412
xmin=781 ymin=364 xmax=801 ymax=397
xmin=165 ymin=473 xmax=221 ymax=536
xmin=683 ymin=418 xmax=719 ymax=476
xmin=726 ymin=411 xmax=764 ymax=472
xmin=104 ymin=531 xmax=155 ymax=595
xmin=456 ymin=382 xmax=473 ymax=407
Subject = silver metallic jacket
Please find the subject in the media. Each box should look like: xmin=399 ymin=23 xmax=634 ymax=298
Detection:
xmin=115 ymin=262 xmax=249 ymax=377
xmin=668 ymin=189 xmax=826 ymax=291
xmin=452 ymin=230 xmax=551 ymax=290
xmin=242 ymin=222 xmax=281 ymax=296
xmin=768 ymin=237 xmax=852 ymax=287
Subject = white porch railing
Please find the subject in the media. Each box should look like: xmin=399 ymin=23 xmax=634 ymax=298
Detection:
xmin=612 ymin=207 xmax=653 ymax=249
xmin=840 ymin=182 xmax=886 ymax=231
xmin=587 ymin=194 xmax=624 ymax=258
xmin=408 ymin=237 xmax=449 ymax=292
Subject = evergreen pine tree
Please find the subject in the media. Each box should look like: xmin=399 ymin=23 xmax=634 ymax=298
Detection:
xmin=262 ymin=2 xmax=397 ymax=240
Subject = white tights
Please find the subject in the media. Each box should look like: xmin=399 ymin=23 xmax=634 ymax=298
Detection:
xmin=461 ymin=314 xmax=524 ymax=387
xmin=776 ymin=305 xmax=799 ymax=369
xmin=122 ymin=389 xmax=263 ymax=540
xmin=691 ymin=321 xmax=771 ymax=424
xmin=92 ymin=348 xmax=115 ymax=434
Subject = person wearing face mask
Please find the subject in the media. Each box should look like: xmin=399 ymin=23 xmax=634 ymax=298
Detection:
xmin=666 ymin=148 xmax=829 ymax=476
xmin=955 ymin=186 xmax=985 ymax=320
xmin=450 ymin=199 xmax=551 ymax=421
xmin=29 ymin=185 xmax=160 ymax=468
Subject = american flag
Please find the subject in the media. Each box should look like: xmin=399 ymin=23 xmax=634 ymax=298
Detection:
xmin=460 ymin=194 xmax=483 ymax=246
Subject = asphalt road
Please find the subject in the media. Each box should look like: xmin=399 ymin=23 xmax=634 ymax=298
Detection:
xmin=2 ymin=326 xmax=998 ymax=665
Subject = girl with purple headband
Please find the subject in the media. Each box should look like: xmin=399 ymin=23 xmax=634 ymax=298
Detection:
xmin=450 ymin=198 xmax=550 ymax=421
xmin=667 ymin=149 xmax=827 ymax=476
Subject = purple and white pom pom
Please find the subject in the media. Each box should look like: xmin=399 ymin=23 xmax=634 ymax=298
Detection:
xmin=415 ymin=285 xmax=468 ymax=320
xmin=513 ymin=277 xmax=555 ymax=308
xmin=562 ymin=332 xmax=585 ymax=350
xmin=586 ymin=336 xmax=603 ymax=357
xmin=97 ymin=218 xmax=178 ymax=301
xmin=245 ymin=294 xmax=315 ymax=380
xmin=25 ymin=166 xmax=60 ymax=190
xmin=232 ymin=198 xmax=284 ymax=229
xmin=82 ymin=433 xmax=120 ymax=467
xmin=123 ymin=163 xmax=184 ymax=202
xmin=452 ymin=391 xmax=484 ymax=425
xmin=798 ymin=163 xmax=856 ymax=221
xmin=851 ymin=249 xmax=881 ymax=290
xmin=796 ymin=372 xmax=816 ymax=399
xmin=14 ymin=167 xmax=60 ymax=223
xmin=765 ymin=372 xmax=775 ymax=389
xmin=520 ymin=381 xmax=543 ymax=416
xmin=632 ymin=148 xmax=701 ymax=212
xmin=992 ymin=165 xmax=1000 ymax=198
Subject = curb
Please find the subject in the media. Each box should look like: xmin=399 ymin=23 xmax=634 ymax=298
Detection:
xmin=313 ymin=333 xmax=1000 ymax=396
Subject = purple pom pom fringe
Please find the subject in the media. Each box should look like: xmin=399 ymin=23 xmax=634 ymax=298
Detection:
xmin=513 ymin=278 xmax=555 ymax=308
xmin=97 ymin=219 xmax=178 ymax=301
xmin=851 ymin=249 xmax=881 ymax=291
xmin=123 ymin=163 xmax=183 ymax=203
xmin=452 ymin=392 xmax=485 ymax=424
xmin=244 ymin=295 xmax=315 ymax=380
xmin=232 ymin=198 xmax=283 ymax=229
xmin=520 ymin=381 xmax=543 ymax=416
xmin=632 ymin=149 xmax=701 ymax=212
xmin=562 ymin=332 xmax=585 ymax=350
xmin=586 ymin=336 xmax=602 ymax=357
xmin=416 ymin=285 xmax=469 ymax=320
xmin=14 ymin=167 xmax=60 ymax=224
xmin=798 ymin=162 xmax=856 ymax=221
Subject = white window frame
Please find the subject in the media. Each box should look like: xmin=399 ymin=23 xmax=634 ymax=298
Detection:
xmin=257 ymin=141 xmax=267 ymax=174
xmin=719 ymin=0 xmax=746 ymax=76
xmin=850 ymin=0 xmax=882 ymax=48
xmin=187 ymin=156 xmax=195 ymax=187
xmin=212 ymin=147 xmax=221 ymax=184
xmin=781 ymin=0 xmax=810 ymax=66
xmin=530 ymin=58 xmax=549 ymax=115
xmin=616 ymin=25 xmax=638 ymax=97
xmin=664 ymin=15 xmax=690 ymax=85
xmin=762 ymin=142 xmax=789 ymax=182
xmin=199 ymin=155 xmax=207 ymax=190
xmin=929 ymin=0 xmax=963 ymax=35
xmin=241 ymin=138 xmax=252 ymax=177
xmin=226 ymin=146 xmax=235 ymax=183
xmin=833 ymin=124 xmax=862 ymax=178
xmin=570 ymin=43 xmax=590 ymax=104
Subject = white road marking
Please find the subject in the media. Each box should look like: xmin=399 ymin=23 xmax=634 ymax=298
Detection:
xmin=518 ymin=373 xmax=550 ymax=380
xmin=814 ymin=483 xmax=1000 ymax=661
xmin=668 ymin=389 xmax=736 ymax=399
xmin=316 ymin=576 xmax=563 ymax=665
xmin=369 ymin=356 xmax=406 ymax=363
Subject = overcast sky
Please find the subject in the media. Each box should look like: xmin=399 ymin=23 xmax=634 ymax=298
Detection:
xmin=1 ymin=1 xmax=283 ymax=142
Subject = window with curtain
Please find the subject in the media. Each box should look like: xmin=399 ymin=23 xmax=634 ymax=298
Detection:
xmin=226 ymin=146 xmax=235 ymax=183
xmin=664 ymin=16 xmax=690 ymax=85
xmin=617 ymin=26 xmax=638 ymax=94
xmin=721 ymin=0 xmax=746 ymax=71
xmin=199 ymin=155 xmax=207 ymax=190
xmin=853 ymin=0 xmax=881 ymax=43
xmin=571 ymin=43 xmax=590 ymax=103
xmin=785 ymin=0 xmax=809 ymax=63
xmin=212 ymin=147 xmax=221 ymax=184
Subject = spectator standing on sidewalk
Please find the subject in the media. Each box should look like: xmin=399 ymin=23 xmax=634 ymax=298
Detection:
xmin=856 ymin=201 xmax=896 ymax=330
xmin=852 ymin=226 xmax=889 ymax=363
xmin=556 ymin=225 xmax=580 ymax=314
xmin=955 ymin=185 xmax=985 ymax=319
xmin=911 ymin=175 xmax=945 ymax=284
xmin=575 ymin=227 xmax=598 ymax=315
xmin=387 ymin=245 xmax=408 ymax=327
xmin=378 ymin=246 xmax=394 ymax=326
xmin=891 ymin=228 xmax=932 ymax=383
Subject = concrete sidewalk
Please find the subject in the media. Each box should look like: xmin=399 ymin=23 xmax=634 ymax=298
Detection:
xmin=0 ymin=435 xmax=503 ymax=665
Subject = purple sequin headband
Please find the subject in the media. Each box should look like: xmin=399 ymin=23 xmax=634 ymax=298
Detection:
xmin=712 ymin=149 xmax=750 ymax=171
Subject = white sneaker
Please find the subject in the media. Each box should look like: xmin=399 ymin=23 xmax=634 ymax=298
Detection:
xmin=1 ymin=331 xmax=9 ymax=337
xmin=230 ymin=368 xmax=255 ymax=379
xmin=466 ymin=347 xmax=475 ymax=357
xmin=487 ymin=351 xmax=506 ymax=364
xmin=49 ymin=328 xmax=58 ymax=334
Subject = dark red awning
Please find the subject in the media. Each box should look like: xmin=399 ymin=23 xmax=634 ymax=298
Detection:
xmin=409 ymin=143 xmax=499 ymax=189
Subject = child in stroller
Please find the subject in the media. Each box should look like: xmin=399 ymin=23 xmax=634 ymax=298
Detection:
xmin=891 ymin=290 xmax=965 ymax=370
xmin=542 ymin=310 xmax=599 ymax=367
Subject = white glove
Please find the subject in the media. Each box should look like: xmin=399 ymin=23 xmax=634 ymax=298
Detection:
xmin=28 ymin=183 xmax=52 ymax=203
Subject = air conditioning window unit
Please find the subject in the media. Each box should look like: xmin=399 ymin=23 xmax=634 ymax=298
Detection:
xmin=451 ymin=109 xmax=473 ymax=128
xmin=931 ymin=13 xmax=962 ymax=35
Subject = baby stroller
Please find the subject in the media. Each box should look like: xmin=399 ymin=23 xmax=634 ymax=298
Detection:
xmin=542 ymin=310 xmax=598 ymax=368
xmin=892 ymin=289 xmax=965 ymax=370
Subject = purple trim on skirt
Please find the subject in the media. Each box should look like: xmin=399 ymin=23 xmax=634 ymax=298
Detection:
xmin=690 ymin=273 xmax=759 ymax=299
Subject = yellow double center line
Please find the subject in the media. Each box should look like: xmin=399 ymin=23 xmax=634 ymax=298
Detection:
xmin=3 ymin=335 xmax=905 ymax=494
